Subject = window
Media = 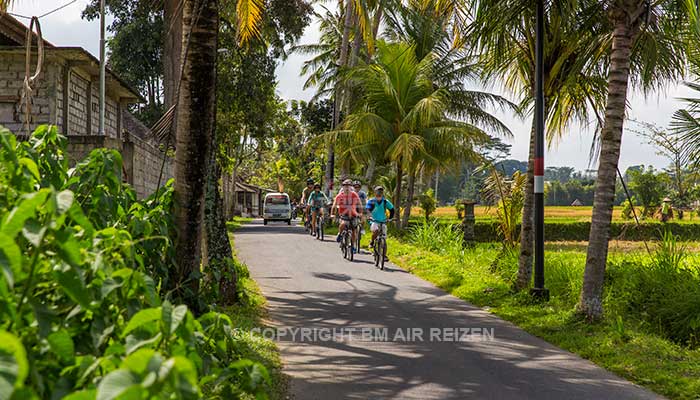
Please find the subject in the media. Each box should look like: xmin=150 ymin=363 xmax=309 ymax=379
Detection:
xmin=266 ymin=195 xmax=288 ymax=205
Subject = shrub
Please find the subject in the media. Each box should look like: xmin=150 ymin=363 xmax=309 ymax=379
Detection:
xmin=418 ymin=189 xmax=437 ymax=221
xmin=0 ymin=126 xmax=268 ymax=399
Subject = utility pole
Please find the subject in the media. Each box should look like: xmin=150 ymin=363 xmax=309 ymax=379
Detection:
xmin=99 ymin=0 xmax=106 ymax=136
xmin=531 ymin=0 xmax=549 ymax=300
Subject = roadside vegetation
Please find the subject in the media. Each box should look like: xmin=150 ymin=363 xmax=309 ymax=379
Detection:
xmin=387 ymin=222 xmax=700 ymax=399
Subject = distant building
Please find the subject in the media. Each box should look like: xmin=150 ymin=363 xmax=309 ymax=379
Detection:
xmin=0 ymin=13 xmax=173 ymax=198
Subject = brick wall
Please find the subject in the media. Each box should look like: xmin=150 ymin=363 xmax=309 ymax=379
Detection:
xmin=129 ymin=134 xmax=174 ymax=199
xmin=0 ymin=54 xmax=60 ymax=134
xmin=0 ymin=54 xmax=121 ymax=138
xmin=64 ymin=134 xmax=173 ymax=199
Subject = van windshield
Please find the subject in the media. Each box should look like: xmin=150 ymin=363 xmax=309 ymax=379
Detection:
xmin=266 ymin=196 xmax=289 ymax=205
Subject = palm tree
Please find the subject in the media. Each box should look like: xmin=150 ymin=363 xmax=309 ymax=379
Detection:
xmin=334 ymin=41 xmax=492 ymax=228
xmin=293 ymin=5 xmax=344 ymax=100
xmin=470 ymin=0 xmax=608 ymax=291
xmin=578 ymin=0 xmax=686 ymax=320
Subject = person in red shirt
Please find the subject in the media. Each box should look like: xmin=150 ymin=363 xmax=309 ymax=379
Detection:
xmin=331 ymin=178 xmax=361 ymax=253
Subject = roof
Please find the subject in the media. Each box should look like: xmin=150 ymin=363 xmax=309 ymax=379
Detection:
xmin=0 ymin=13 xmax=54 ymax=48
xmin=236 ymin=180 xmax=273 ymax=193
xmin=0 ymin=13 xmax=143 ymax=103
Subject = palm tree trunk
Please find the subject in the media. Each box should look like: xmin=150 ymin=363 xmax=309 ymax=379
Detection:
xmin=516 ymin=122 xmax=536 ymax=290
xmin=173 ymin=0 xmax=218 ymax=309
xmin=326 ymin=0 xmax=355 ymax=193
xmin=364 ymin=158 xmax=376 ymax=184
xmin=401 ymin=168 xmax=416 ymax=227
xmin=578 ymin=20 xmax=633 ymax=321
xmin=394 ymin=161 xmax=403 ymax=228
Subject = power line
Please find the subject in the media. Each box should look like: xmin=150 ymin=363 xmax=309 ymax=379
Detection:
xmin=7 ymin=0 xmax=78 ymax=20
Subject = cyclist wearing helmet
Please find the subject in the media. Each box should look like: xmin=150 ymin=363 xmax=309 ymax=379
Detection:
xmin=301 ymin=178 xmax=315 ymax=226
xmin=307 ymin=184 xmax=329 ymax=235
xmin=353 ymin=180 xmax=368 ymax=234
xmin=366 ymin=186 xmax=394 ymax=249
xmin=331 ymin=179 xmax=361 ymax=253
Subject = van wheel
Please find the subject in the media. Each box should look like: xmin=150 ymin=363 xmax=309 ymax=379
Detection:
xmin=263 ymin=220 xmax=268 ymax=225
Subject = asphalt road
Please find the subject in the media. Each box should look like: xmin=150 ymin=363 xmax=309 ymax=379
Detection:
xmin=234 ymin=219 xmax=662 ymax=400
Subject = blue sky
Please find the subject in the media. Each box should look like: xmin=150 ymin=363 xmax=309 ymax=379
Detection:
xmin=10 ymin=1 xmax=693 ymax=172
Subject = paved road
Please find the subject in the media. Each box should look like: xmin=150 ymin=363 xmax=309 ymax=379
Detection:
xmin=235 ymin=219 xmax=661 ymax=400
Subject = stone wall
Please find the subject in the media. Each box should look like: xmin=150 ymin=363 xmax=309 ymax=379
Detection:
xmin=0 ymin=54 xmax=121 ymax=138
xmin=65 ymin=133 xmax=174 ymax=199
xmin=0 ymin=54 xmax=60 ymax=134
xmin=129 ymin=133 xmax=174 ymax=199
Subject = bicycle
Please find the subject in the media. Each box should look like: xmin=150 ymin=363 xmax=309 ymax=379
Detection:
xmin=304 ymin=209 xmax=313 ymax=235
xmin=372 ymin=220 xmax=388 ymax=270
xmin=338 ymin=217 xmax=354 ymax=261
xmin=353 ymin=216 xmax=363 ymax=254
xmin=315 ymin=212 xmax=325 ymax=241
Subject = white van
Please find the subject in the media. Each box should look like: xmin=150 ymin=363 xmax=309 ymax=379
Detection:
xmin=263 ymin=193 xmax=292 ymax=225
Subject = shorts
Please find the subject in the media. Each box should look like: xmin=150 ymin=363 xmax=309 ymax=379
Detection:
xmin=371 ymin=221 xmax=387 ymax=233
xmin=340 ymin=215 xmax=359 ymax=228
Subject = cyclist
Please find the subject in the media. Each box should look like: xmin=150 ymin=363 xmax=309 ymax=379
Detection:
xmin=331 ymin=179 xmax=361 ymax=253
xmin=301 ymin=178 xmax=314 ymax=227
xmin=307 ymin=184 xmax=329 ymax=235
xmin=353 ymin=180 xmax=368 ymax=235
xmin=366 ymin=186 xmax=394 ymax=254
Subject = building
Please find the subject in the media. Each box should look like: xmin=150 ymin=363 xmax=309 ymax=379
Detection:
xmin=0 ymin=13 xmax=173 ymax=198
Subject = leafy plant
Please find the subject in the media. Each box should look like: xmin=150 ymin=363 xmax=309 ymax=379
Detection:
xmin=481 ymin=169 xmax=526 ymax=247
xmin=418 ymin=189 xmax=437 ymax=222
xmin=0 ymin=126 xmax=270 ymax=399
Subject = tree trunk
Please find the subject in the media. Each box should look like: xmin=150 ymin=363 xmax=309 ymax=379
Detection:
xmin=516 ymin=122 xmax=536 ymax=290
xmin=326 ymin=0 xmax=355 ymax=194
xmin=173 ymin=0 xmax=218 ymax=310
xmin=401 ymin=168 xmax=416 ymax=227
xmin=203 ymin=143 xmax=237 ymax=304
xmin=394 ymin=161 xmax=403 ymax=228
xmin=578 ymin=20 xmax=633 ymax=321
xmin=164 ymin=0 xmax=183 ymax=108
xmin=364 ymin=158 xmax=376 ymax=184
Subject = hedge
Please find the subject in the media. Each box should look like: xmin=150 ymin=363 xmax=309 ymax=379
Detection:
xmin=409 ymin=220 xmax=700 ymax=242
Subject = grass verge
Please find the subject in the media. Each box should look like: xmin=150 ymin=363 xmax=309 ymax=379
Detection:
xmin=224 ymin=219 xmax=288 ymax=400
xmin=386 ymin=225 xmax=700 ymax=400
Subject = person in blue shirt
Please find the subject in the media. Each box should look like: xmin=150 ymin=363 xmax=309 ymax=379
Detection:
xmin=366 ymin=186 xmax=395 ymax=248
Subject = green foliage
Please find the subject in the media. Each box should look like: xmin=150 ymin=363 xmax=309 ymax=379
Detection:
xmin=0 ymin=126 xmax=270 ymax=399
xmin=481 ymin=170 xmax=526 ymax=247
xmin=387 ymin=235 xmax=700 ymax=399
xmin=418 ymin=189 xmax=437 ymax=221
xmin=621 ymin=196 xmax=638 ymax=220
xmin=628 ymin=167 xmax=670 ymax=218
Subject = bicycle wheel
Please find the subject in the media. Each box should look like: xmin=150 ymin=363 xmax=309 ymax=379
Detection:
xmin=374 ymin=241 xmax=380 ymax=267
xmin=349 ymin=232 xmax=354 ymax=261
xmin=356 ymin=226 xmax=362 ymax=254
xmin=379 ymin=238 xmax=387 ymax=270
xmin=341 ymin=232 xmax=348 ymax=259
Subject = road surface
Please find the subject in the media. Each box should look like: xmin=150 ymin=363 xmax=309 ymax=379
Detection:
xmin=234 ymin=219 xmax=661 ymax=400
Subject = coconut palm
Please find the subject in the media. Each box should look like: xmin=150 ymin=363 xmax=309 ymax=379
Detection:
xmin=579 ymin=0 xmax=687 ymax=321
xmin=469 ymin=0 xmax=609 ymax=291
xmin=332 ymin=41 xmax=492 ymax=228
xmin=293 ymin=5 xmax=344 ymax=100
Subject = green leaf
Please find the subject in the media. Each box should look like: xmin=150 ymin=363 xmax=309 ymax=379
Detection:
xmin=122 ymin=349 xmax=155 ymax=375
xmin=96 ymin=369 xmax=139 ymax=400
xmin=56 ymin=190 xmax=74 ymax=215
xmin=122 ymin=308 xmax=161 ymax=337
xmin=168 ymin=305 xmax=188 ymax=336
xmin=0 ymin=233 xmax=20 ymax=289
xmin=1 ymin=189 xmax=50 ymax=238
xmin=20 ymin=220 xmax=46 ymax=247
xmin=53 ymin=264 xmax=92 ymax=309
xmin=0 ymin=330 xmax=28 ymax=400
xmin=62 ymin=389 xmax=96 ymax=400
xmin=18 ymin=158 xmax=39 ymax=181
xmin=47 ymin=330 xmax=75 ymax=363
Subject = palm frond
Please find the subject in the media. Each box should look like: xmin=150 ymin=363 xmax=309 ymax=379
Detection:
xmin=236 ymin=0 xmax=264 ymax=44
